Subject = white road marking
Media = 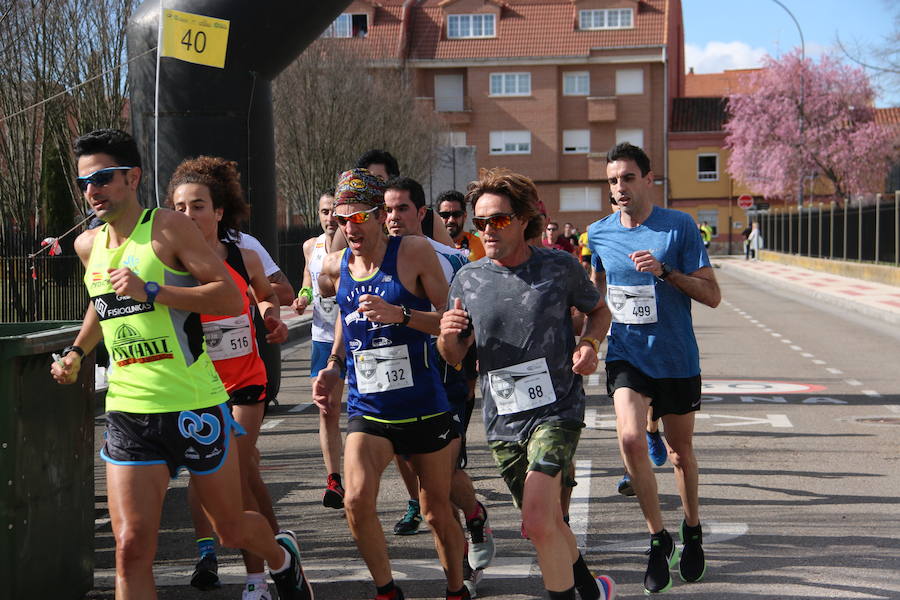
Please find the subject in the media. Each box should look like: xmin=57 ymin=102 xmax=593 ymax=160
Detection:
xmin=780 ymin=339 xmax=791 ymax=344
xmin=801 ymin=353 xmax=814 ymax=358
xmin=826 ymin=367 xmax=843 ymax=374
xmin=592 ymin=521 xmax=748 ymax=553
xmin=93 ymin=557 xmax=539 ymax=587
xmin=260 ymin=418 xmax=284 ymax=430
xmin=844 ymin=379 xmax=863 ymax=387
xmin=583 ymin=408 xmax=598 ymax=429
xmin=586 ymin=373 xmax=601 ymax=388
xmin=289 ymin=402 xmax=313 ymax=413
xmin=812 ymin=359 xmax=826 ymax=365
xmin=569 ymin=460 xmax=592 ymax=549
xmin=790 ymin=345 xmax=802 ymax=351
xmin=862 ymin=390 xmax=882 ymax=397
xmin=591 ymin=413 xmax=792 ymax=428
xmin=770 ymin=332 xmax=782 ymax=338
xmin=95 ymin=517 xmax=111 ymax=529
xmin=887 ymin=404 xmax=900 ymax=413
xmin=756 ymin=323 xmax=766 ymax=327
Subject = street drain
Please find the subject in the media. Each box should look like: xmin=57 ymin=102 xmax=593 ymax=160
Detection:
xmin=854 ymin=417 xmax=900 ymax=425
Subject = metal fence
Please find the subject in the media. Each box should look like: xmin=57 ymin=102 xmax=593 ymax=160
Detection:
xmin=0 ymin=231 xmax=89 ymax=322
xmin=758 ymin=191 xmax=900 ymax=264
xmin=1 ymin=225 xmax=321 ymax=323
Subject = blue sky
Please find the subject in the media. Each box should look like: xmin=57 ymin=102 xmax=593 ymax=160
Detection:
xmin=683 ymin=0 xmax=899 ymax=106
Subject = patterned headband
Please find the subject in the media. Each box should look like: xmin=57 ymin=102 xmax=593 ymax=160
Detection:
xmin=334 ymin=168 xmax=386 ymax=207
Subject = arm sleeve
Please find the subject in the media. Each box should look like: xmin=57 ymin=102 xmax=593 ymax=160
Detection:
xmin=567 ymin=255 xmax=602 ymax=313
xmin=236 ymin=233 xmax=280 ymax=277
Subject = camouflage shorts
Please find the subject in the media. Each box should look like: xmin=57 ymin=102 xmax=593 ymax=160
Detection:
xmin=489 ymin=420 xmax=583 ymax=509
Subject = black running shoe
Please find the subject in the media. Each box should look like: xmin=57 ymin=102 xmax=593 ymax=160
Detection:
xmin=190 ymin=554 xmax=220 ymax=590
xmin=270 ymin=530 xmax=314 ymax=600
xmin=323 ymin=473 xmax=345 ymax=509
xmin=374 ymin=586 xmax=405 ymax=600
xmin=678 ymin=521 xmax=706 ymax=583
xmin=393 ymin=499 xmax=422 ymax=536
xmin=644 ymin=529 xmax=679 ymax=594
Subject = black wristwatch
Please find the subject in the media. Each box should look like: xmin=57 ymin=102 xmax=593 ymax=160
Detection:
xmin=659 ymin=263 xmax=673 ymax=280
xmin=399 ymin=305 xmax=412 ymax=326
xmin=144 ymin=280 xmax=161 ymax=304
xmin=62 ymin=345 xmax=85 ymax=359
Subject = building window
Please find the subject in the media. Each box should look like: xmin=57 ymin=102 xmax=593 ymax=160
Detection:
xmin=490 ymin=73 xmax=531 ymax=96
xmin=489 ymin=130 xmax=531 ymax=155
xmin=439 ymin=131 xmax=467 ymax=146
xmin=697 ymin=154 xmax=719 ymax=181
xmin=322 ymin=13 xmax=368 ymax=38
xmin=616 ymin=128 xmax=644 ymax=149
xmin=560 ymin=187 xmax=603 ymax=212
xmin=563 ymin=130 xmax=590 ymax=154
xmin=697 ymin=209 xmax=718 ymax=235
xmin=579 ymin=9 xmax=633 ymax=30
xmin=448 ymin=14 xmax=495 ymax=39
xmin=615 ymin=69 xmax=643 ymax=95
xmin=563 ymin=72 xmax=590 ymax=96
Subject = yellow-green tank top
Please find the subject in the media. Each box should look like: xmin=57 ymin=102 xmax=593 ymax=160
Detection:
xmin=84 ymin=208 xmax=227 ymax=413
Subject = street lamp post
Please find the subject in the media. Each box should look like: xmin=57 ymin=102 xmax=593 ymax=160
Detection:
xmin=770 ymin=0 xmax=806 ymax=254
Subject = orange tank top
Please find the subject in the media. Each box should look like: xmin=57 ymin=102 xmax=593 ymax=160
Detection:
xmin=200 ymin=243 xmax=267 ymax=395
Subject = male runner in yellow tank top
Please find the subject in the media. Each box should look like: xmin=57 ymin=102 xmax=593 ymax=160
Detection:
xmin=50 ymin=129 xmax=313 ymax=600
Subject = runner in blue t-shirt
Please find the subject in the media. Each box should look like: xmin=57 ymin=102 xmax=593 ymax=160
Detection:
xmin=587 ymin=143 xmax=721 ymax=595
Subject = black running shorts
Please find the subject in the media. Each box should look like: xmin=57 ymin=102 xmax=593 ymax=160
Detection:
xmin=606 ymin=360 xmax=702 ymax=422
xmin=348 ymin=411 xmax=458 ymax=456
xmin=101 ymin=403 xmax=244 ymax=478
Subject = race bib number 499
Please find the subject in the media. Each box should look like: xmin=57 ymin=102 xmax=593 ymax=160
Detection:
xmin=607 ymin=284 xmax=658 ymax=324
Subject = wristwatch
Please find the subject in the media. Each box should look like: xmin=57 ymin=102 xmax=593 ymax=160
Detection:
xmin=62 ymin=345 xmax=85 ymax=359
xmin=659 ymin=263 xmax=673 ymax=280
xmin=399 ymin=305 xmax=412 ymax=326
xmin=144 ymin=280 xmax=161 ymax=304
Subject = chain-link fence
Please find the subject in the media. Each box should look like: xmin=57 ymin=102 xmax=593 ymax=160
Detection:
xmin=758 ymin=191 xmax=900 ymax=265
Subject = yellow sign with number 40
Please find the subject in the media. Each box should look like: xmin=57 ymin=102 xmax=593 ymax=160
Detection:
xmin=161 ymin=9 xmax=230 ymax=69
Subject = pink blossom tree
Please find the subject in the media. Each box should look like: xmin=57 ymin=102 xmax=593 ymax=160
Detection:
xmin=725 ymin=50 xmax=896 ymax=201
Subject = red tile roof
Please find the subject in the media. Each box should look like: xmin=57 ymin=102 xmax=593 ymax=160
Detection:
xmin=875 ymin=107 xmax=900 ymax=126
xmin=684 ymin=69 xmax=760 ymax=97
xmin=408 ymin=0 xmax=670 ymax=61
xmin=670 ymin=97 xmax=727 ymax=132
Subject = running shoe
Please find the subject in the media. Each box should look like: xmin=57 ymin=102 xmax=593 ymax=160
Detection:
xmin=270 ymin=530 xmax=314 ymax=600
xmin=617 ymin=472 xmax=635 ymax=497
xmin=462 ymin=558 xmax=483 ymax=598
xmin=595 ymin=574 xmax=617 ymax=600
xmin=466 ymin=501 xmax=496 ymax=569
xmin=678 ymin=521 xmax=707 ymax=583
xmin=393 ymin=499 xmax=422 ymax=536
xmin=643 ymin=529 xmax=680 ymax=594
xmin=242 ymin=582 xmax=272 ymax=600
xmin=446 ymin=586 xmax=472 ymax=600
xmin=647 ymin=430 xmax=668 ymax=467
xmin=322 ymin=473 xmax=345 ymax=509
xmin=190 ymin=554 xmax=220 ymax=590
xmin=374 ymin=586 xmax=405 ymax=600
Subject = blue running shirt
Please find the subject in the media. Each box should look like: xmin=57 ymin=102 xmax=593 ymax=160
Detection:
xmin=337 ymin=236 xmax=448 ymax=420
xmin=587 ymin=206 xmax=710 ymax=379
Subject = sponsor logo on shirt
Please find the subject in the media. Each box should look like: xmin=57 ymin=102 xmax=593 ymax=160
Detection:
xmin=93 ymin=291 xmax=154 ymax=321
xmin=109 ymin=323 xmax=174 ymax=367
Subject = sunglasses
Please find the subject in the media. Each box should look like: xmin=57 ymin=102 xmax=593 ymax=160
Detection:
xmin=438 ymin=210 xmax=465 ymax=219
xmin=76 ymin=166 xmax=133 ymax=192
xmin=335 ymin=205 xmax=380 ymax=226
xmin=472 ymin=212 xmax=516 ymax=232
xmin=546 ymin=227 xmax=558 ymax=231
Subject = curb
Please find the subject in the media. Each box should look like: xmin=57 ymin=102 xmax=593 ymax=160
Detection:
xmin=715 ymin=260 xmax=900 ymax=327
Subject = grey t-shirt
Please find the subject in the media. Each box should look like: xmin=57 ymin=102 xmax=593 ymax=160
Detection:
xmin=449 ymin=247 xmax=601 ymax=442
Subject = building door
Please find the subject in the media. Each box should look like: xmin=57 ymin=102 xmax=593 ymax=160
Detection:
xmin=435 ymin=74 xmax=464 ymax=112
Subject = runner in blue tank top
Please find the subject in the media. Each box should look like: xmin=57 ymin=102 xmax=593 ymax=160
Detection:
xmin=313 ymin=169 xmax=466 ymax=600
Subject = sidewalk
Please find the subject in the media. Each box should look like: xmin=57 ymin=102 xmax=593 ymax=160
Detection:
xmin=715 ymin=256 xmax=900 ymax=325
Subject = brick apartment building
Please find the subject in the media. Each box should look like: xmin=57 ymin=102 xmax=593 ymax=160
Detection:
xmin=323 ymin=0 xmax=686 ymax=230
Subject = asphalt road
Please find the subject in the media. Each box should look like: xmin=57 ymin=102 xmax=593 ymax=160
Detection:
xmin=86 ymin=268 xmax=900 ymax=599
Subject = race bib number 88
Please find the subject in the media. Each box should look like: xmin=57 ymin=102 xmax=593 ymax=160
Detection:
xmin=488 ymin=357 xmax=557 ymax=416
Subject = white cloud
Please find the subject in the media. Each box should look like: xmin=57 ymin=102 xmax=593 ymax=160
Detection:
xmin=685 ymin=41 xmax=768 ymax=74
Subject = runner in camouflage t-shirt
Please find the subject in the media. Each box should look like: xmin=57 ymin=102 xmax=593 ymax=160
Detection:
xmin=438 ymin=169 xmax=616 ymax=600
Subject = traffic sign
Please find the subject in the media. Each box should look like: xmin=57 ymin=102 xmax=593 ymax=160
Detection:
xmin=737 ymin=194 xmax=753 ymax=209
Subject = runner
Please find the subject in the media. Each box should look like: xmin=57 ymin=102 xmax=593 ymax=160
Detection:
xmin=293 ymin=190 xmax=346 ymax=509
xmin=438 ymin=168 xmax=616 ymax=600
xmin=587 ymin=142 xmax=720 ymax=594
xmin=166 ymin=156 xmax=289 ymax=599
xmin=50 ymin=129 xmax=312 ymax=599
xmin=313 ymin=168 xmax=467 ymax=600
xmin=384 ymin=176 xmax=496 ymax=597
xmin=436 ymin=190 xmax=485 ymax=261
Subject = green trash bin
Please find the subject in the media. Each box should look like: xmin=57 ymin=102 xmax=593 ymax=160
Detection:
xmin=0 ymin=321 xmax=95 ymax=598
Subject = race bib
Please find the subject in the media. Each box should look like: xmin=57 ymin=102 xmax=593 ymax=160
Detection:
xmin=354 ymin=344 xmax=414 ymax=394
xmin=607 ymin=284 xmax=657 ymax=324
xmin=203 ymin=314 xmax=253 ymax=360
xmin=488 ymin=357 xmax=557 ymax=416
